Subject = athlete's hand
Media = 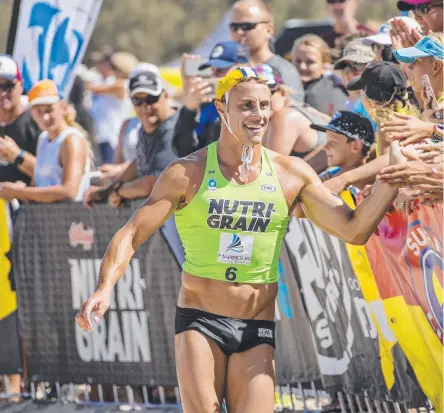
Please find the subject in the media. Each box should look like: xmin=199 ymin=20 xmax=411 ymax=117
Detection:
xmin=75 ymin=288 xmax=112 ymax=332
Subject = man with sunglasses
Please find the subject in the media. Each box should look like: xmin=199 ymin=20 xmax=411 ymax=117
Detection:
xmin=84 ymin=67 xmax=178 ymax=207
xmin=229 ymin=0 xmax=304 ymax=102
xmin=0 ymin=54 xmax=40 ymax=187
xmin=321 ymin=0 xmax=375 ymax=60
xmin=397 ymin=0 xmax=443 ymax=33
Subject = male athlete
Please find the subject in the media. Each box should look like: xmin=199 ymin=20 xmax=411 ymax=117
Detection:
xmin=76 ymin=67 xmax=404 ymax=413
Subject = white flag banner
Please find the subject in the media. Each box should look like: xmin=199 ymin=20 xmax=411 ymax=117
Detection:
xmin=12 ymin=0 xmax=102 ymax=98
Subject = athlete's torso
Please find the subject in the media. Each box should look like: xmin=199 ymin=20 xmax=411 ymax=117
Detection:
xmin=175 ymin=142 xmax=290 ymax=287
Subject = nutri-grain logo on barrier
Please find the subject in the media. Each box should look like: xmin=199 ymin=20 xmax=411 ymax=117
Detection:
xmin=69 ymin=222 xmax=94 ymax=251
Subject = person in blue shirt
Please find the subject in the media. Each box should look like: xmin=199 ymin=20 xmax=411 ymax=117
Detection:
xmin=173 ymin=41 xmax=250 ymax=156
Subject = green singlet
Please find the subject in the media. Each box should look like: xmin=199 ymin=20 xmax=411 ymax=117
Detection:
xmin=175 ymin=142 xmax=290 ymax=284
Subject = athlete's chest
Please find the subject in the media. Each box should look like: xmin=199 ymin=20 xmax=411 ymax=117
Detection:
xmin=196 ymin=174 xmax=289 ymax=234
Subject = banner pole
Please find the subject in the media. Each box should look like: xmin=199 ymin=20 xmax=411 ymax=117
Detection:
xmin=6 ymin=0 xmax=22 ymax=55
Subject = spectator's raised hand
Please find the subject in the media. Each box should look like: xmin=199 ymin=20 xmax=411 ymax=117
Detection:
xmin=0 ymin=136 xmax=21 ymax=163
xmin=390 ymin=17 xmax=423 ymax=49
xmin=182 ymin=78 xmax=214 ymax=111
xmin=420 ymin=91 xmax=444 ymax=123
xmin=380 ymin=113 xmax=434 ymax=146
xmin=180 ymin=53 xmax=214 ymax=111
xmin=412 ymin=142 xmax=444 ymax=164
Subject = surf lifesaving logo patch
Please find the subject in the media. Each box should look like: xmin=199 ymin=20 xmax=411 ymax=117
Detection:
xmin=405 ymin=220 xmax=443 ymax=339
xmin=217 ymin=233 xmax=254 ymax=265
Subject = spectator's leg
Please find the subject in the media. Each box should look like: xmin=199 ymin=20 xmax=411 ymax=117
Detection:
xmin=98 ymin=142 xmax=115 ymax=165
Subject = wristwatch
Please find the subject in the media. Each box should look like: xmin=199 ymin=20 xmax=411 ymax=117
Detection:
xmin=432 ymin=124 xmax=443 ymax=142
xmin=114 ymin=181 xmax=124 ymax=197
xmin=12 ymin=149 xmax=25 ymax=166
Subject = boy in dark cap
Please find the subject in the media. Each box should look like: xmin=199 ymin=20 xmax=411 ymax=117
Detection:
xmin=311 ymin=110 xmax=375 ymax=175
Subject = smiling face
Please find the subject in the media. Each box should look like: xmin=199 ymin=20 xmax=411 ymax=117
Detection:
xmin=31 ymin=101 xmax=65 ymax=134
xmin=324 ymin=130 xmax=363 ymax=167
xmin=0 ymin=79 xmax=22 ymax=112
xmin=217 ymin=80 xmax=272 ymax=145
xmin=293 ymin=44 xmax=325 ymax=83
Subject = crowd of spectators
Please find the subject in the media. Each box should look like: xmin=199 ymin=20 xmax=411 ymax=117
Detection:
xmin=0 ymin=0 xmax=443 ymax=402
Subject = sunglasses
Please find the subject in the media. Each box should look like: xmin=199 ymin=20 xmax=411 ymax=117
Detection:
xmin=229 ymin=21 xmax=269 ymax=32
xmin=414 ymin=2 xmax=443 ymax=14
xmin=131 ymin=93 xmax=161 ymax=106
xmin=326 ymin=0 xmax=346 ymax=4
xmin=0 ymin=82 xmax=16 ymax=93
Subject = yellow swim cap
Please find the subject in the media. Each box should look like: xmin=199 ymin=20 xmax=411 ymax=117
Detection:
xmin=216 ymin=66 xmax=263 ymax=101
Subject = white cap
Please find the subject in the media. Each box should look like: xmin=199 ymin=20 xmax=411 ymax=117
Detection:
xmin=0 ymin=54 xmax=21 ymax=81
xmin=129 ymin=62 xmax=160 ymax=79
xmin=361 ymin=17 xmax=422 ymax=46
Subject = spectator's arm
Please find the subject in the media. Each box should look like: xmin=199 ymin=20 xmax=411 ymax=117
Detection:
xmin=117 ymin=160 xmax=137 ymax=182
xmin=114 ymin=119 xmax=131 ymax=164
xmin=86 ymin=80 xmax=126 ymax=99
xmin=116 ymin=175 xmax=158 ymax=199
xmin=172 ymin=107 xmax=199 ymax=157
xmin=1 ymin=134 xmax=88 ymax=202
xmin=0 ymin=136 xmax=36 ymax=177
xmin=332 ymin=153 xmax=390 ymax=190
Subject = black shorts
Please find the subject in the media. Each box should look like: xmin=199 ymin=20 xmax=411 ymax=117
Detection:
xmin=175 ymin=306 xmax=275 ymax=356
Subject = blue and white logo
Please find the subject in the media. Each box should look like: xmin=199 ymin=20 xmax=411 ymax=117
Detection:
xmin=226 ymin=234 xmax=244 ymax=253
xmin=13 ymin=0 xmax=102 ymax=97
xmin=208 ymin=178 xmax=217 ymax=190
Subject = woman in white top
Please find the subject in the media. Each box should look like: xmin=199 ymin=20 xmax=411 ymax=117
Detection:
xmin=0 ymin=79 xmax=90 ymax=202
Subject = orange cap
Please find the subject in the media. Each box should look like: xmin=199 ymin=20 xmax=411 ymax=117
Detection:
xmin=28 ymin=79 xmax=60 ymax=106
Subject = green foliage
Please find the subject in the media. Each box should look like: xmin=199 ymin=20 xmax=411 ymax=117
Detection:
xmin=1 ymin=0 xmax=399 ymax=65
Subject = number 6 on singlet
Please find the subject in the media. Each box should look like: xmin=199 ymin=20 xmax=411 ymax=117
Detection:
xmin=225 ymin=267 xmax=237 ymax=281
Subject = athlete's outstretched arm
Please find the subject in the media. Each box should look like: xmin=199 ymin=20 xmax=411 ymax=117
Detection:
xmin=298 ymin=143 xmax=402 ymax=245
xmin=75 ymin=160 xmax=190 ymax=331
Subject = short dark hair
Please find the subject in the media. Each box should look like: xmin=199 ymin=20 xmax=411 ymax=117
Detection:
xmin=346 ymin=137 xmax=370 ymax=157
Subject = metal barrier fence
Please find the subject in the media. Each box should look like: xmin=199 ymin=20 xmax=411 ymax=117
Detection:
xmin=1 ymin=375 xmax=436 ymax=413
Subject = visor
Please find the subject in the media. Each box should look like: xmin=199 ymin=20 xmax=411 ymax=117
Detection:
xmin=394 ymin=36 xmax=444 ymax=63
xmin=216 ymin=66 xmax=262 ymax=100
xmin=361 ymin=33 xmax=391 ymax=46
xmin=199 ymin=59 xmax=234 ymax=70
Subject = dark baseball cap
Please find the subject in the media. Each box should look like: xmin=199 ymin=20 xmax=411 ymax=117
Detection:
xmin=346 ymin=61 xmax=406 ymax=102
xmin=128 ymin=69 xmax=163 ymax=98
xmin=199 ymin=41 xmax=250 ymax=70
xmin=310 ymin=110 xmax=375 ymax=147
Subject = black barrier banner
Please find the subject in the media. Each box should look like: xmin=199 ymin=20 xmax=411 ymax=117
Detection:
xmin=284 ymin=218 xmax=427 ymax=405
xmin=275 ymin=242 xmax=321 ymax=384
xmin=11 ymin=201 xmax=429 ymax=405
xmin=13 ymin=202 xmax=181 ymax=386
xmin=0 ymin=200 xmax=21 ymax=374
